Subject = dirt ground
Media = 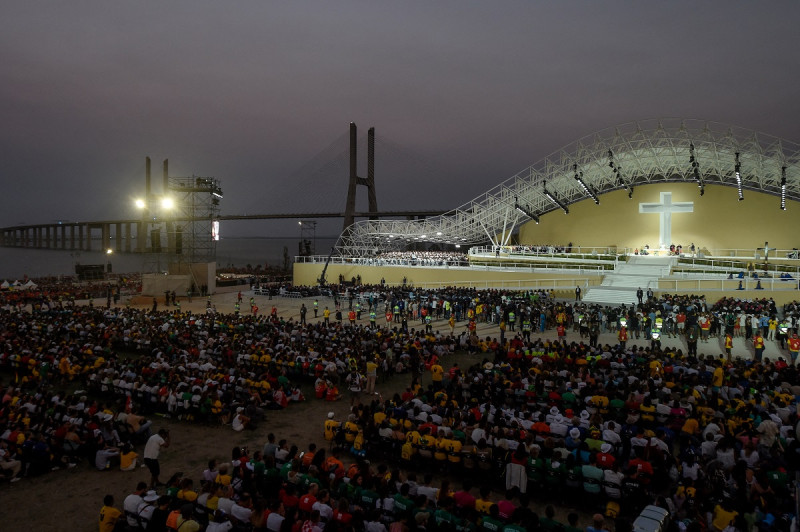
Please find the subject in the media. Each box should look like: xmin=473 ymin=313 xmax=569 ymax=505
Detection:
xmin=1 ymin=289 xmax=731 ymax=531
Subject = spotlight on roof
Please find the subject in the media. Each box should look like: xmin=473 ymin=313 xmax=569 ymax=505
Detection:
xmin=573 ymin=164 xmax=599 ymax=205
xmin=542 ymin=182 xmax=569 ymax=214
xmin=735 ymin=152 xmax=743 ymax=201
xmin=781 ymin=166 xmax=787 ymax=210
xmin=514 ymin=196 xmax=540 ymax=224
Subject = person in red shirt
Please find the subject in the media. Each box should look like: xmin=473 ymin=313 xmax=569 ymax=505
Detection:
xmin=331 ymin=498 xmax=352 ymax=525
xmin=298 ymin=484 xmax=318 ymax=513
xmin=453 ymin=480 xmax=476 ymax=510
xmin=596 ymin=443 xmax=616 ymax=469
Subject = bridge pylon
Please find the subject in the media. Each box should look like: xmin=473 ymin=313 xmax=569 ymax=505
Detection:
xmin=343 ymin=123 xmax=377 ymax=231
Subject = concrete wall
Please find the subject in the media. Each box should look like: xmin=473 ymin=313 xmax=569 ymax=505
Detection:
xmin=294 ymin=262 xmax=601 ymax=290
xmin=520 ymin=183 xmax=800 ymax=252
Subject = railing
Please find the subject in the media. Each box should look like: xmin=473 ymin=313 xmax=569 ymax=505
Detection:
xmin=620 ymin=247 xmax=800 ymax=260
xmin=467 ymin=260 xmax=607 ymax=274
xmin=657 ymin=277 xmax=799 ymax=292
xmin=469 ymin=245 xmax=620 ymax=259
xmin=294 ymin=255 xmax=469 ymax=267
xmin=676 ymin=257 xmax=800 ymax=276
xmin=409 ymin=277 xmax=603 ymax=290
xmin=294 ymin=255 xmax=607 ymax=273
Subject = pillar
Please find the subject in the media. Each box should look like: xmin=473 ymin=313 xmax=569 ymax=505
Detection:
xmin=45 ymin=226 xmax=51 ymax=248
xmin=70 ymin=225 xmax=76 ymax=250
xmin=78 ymin=225 xmax=86 ymax=251
xmin=61 ymin=225 xmax=67 ymax=249
xmin=136 ymin=222 xmax=146 ymax=253
xmin=101 ymin=224 xmax=110 ymax=252
xmin=125 ymin=223 xmax=132 ymax=253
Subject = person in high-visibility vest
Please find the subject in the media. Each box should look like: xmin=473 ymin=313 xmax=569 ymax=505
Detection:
xmin=724 ymin=333 xmax=733 ymax=361
xmin=522 ymin=318 xmax=532 ymax=341
xmin=369 ymin=310 xmax=377 ymax=328
xmin=617 ymin=326 xmax=628 ymax=349
xmin=753 ymin=332 xmax=765 ymax=362
xmin=788 ymin=333 xmax=800 ymax=366
xmin=313 ymin=299 xmax=319 ymax=317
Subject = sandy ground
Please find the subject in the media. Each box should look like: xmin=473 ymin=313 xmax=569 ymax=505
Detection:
xmin=1 ymin=289 xmax=772 ymax=531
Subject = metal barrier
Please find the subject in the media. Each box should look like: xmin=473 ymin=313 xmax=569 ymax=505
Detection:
xmin=657 ymin=277 xmax=799 ymax=291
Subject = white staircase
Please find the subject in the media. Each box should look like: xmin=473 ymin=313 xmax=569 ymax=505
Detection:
xmin=582 ymin=256 xmax=676 ymax=305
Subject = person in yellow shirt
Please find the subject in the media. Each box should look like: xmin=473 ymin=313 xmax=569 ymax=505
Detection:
xmin=99 ymin=494 xmax=122 ymax=532
xmin=712 ymin=362 xmax=724 ymax=390
xmin=430 ymin=362 xmax=444 ymax=391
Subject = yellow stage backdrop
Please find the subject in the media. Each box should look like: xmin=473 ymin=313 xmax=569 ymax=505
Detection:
xmin=519 ymin=183 xmax=799 ymax=252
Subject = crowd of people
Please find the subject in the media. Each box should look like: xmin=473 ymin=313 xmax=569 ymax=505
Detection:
xmin=352 ymin=252 xmax=470 ymax=267
xmin=2 ymin=280 xmax=800 ymax=532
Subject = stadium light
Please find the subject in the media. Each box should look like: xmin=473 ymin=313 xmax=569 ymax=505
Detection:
xmin=543 ymin=182 xmax=569 ymax=214
xmin=573 ymin=164 xmax=599 ymax=204
xmin=514 ymin=196 xmax=540 ymax=224
xmin=690 ymin=142 xmax=704 ymax=193
xmin=781 ymin=166 xmax=787 ymax=210
xmin=735 ymin=152 xmax=743 ymax=201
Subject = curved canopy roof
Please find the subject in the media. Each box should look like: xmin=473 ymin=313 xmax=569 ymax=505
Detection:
xmin=337 ymin=118 xmax=800 ymax=257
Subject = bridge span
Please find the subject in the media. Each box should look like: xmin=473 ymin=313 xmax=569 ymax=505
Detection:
xmin=0 ymin=210 xmax=447 ymax=254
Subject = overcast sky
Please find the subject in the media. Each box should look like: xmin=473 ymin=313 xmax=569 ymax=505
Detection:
xmin=2 ymin=1 xmax=799 ymax=236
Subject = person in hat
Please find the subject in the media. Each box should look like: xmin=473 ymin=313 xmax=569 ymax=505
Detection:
xmin=137 ymin=490 xmax=160 ymax=527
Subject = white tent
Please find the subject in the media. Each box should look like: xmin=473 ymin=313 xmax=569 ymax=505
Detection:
xmin=22 ymin=280 xmax=38 ymax=290
xmin=0 ymin=280 xmax=9 ymax=289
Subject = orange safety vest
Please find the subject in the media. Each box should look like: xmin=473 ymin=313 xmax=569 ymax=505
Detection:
xmin=725 ymin=336 xmax=733 ymax=349
xmin=618 ymin=328 xmax=628 ymax=342
xmin=754 ymin=336 xmax=764 ymax=349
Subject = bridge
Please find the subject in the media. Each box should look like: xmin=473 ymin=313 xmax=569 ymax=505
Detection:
xmin=0 ymin=210 xmax=446 ymax=253
xmin=0 ymin=123 xmax=446 ymax=256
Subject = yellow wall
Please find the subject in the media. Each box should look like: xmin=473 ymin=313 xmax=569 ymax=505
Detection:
xmin=520 ymin=183 xmax=800 ymax=252
xmin=293 ymin=263 xmax=600 ymax=290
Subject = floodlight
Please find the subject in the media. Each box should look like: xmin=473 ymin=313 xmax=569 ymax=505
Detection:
xmin=161 ymin=197 xmax=174 ymax=210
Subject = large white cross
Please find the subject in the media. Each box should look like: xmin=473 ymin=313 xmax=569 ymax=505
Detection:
xmin=639 ymin=192 xmax=694 ymax=248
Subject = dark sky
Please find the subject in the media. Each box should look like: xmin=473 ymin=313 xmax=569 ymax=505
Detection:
xmin=2 ymin=1 xmax=799 ymax=236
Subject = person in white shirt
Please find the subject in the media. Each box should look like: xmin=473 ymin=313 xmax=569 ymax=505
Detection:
xmin=311 ymin=490 xmax=334 ymax=524
xmin=137 ymin=490 xmax=159 ymax=528
xmin=143 ymin=429 xmax=170 ymax=488
xmin=123 ymin=482 xmax=147 ymax=527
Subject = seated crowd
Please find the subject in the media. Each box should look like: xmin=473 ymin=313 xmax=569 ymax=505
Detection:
xmin=2 ymin=282 xmax=800 ymax=532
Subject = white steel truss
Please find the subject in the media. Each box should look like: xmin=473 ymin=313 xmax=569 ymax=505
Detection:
xmin=336 ymin=118 xmax=800 ymax=257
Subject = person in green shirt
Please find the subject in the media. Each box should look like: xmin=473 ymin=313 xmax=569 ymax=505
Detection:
xmin=540 ymin=505 xmax=563 ymax=532
xmin=434 ymin=498 xmax=458 ymax=528
xmin=393 ymin=483 xmax=416 ymax=519
xmin=502 ymin=507 xmax=530 ymax=532
xmin=565 ymin=512 xmax=584 ymax=532
xmin=299 ymin=466 xmax=320 ymax=492
xmin=358 ymin=478 xmax=380 ymax=511
xmin=480 ymin=504 xmax=505 ymax=532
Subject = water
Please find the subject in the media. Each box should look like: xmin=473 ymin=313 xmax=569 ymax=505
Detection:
xmin=0 ymin=237 xmax=339 ymax=279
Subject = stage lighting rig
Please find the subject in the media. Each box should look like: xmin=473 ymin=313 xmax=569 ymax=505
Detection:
xmin=543 ymin=181 xmax=569 ymax=214
xmin=573 ymin=164 xmax=599 ymax=204
xmin=514 ymin=196 xmax=539 ymax=224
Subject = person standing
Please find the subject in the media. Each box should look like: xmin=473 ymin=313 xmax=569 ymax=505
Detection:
xmin=99 ymin=494 xmax=122 ymax=532
xmin=753 ymin=331 xmax=765 ymax=362
xmin=300 ymin=304 xmax=307 ymax=325
xmin=575 ymin=286 xmax=581 ymax=302
xmin=144 ymin=429 xmax=170 ymax=488
xmin=636 ymin=288 xmax=644 ymax=305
